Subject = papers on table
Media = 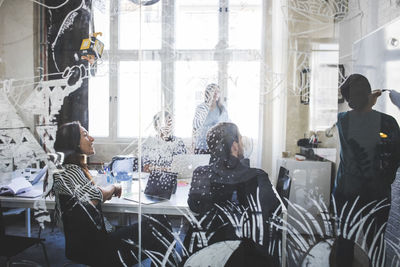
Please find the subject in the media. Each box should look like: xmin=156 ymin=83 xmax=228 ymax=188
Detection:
xmin=0 ymin=177 xmax=33 ymax=196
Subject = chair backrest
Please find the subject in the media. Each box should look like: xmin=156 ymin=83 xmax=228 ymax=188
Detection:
xmin=58 ymin=194 xmax=107 ymax=265
xmin=109 ymin=155 xmax=138 ymax=173
xmin=0 ymin=202 xmax=5 ymax=236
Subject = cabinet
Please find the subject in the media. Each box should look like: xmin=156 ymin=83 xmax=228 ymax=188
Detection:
xmin=275 ymin=158 xmax=333 ymax=234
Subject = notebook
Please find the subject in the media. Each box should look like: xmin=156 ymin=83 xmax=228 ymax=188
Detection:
xmin=0 ymin=177 xmax=33 ymax=196
xmin=170 ymin=154 xmax=211 ymax=179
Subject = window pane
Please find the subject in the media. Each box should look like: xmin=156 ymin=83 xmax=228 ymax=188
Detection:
xmin=175 ymin=61 xmax=218 ymax=138
xmin=310 ymin=45 xmax=339 ymax=131
xmin=93 ymin=1 xmax=110 ymax=49
xmin=119 ymin=61 xmax=161 ymax=138
xmin=119 ymin=0 xmax=162 ymax=50
xmin=227 ymin=61 xmax=260 ymax=143
xmin=176 ymin=1 xmax=219 ymax=49
xmin=229 ymin=1 xmax=262 ymax=49
xmin=89 ymin=62 xmax=109 ymax=137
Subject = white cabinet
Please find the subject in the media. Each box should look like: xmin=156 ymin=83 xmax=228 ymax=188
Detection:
xmin=275 ymin=158 xmax=333 ymax=234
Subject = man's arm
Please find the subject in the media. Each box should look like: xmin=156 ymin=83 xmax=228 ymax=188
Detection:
xmin=187 ymin=167 xmax=213 ymax=214
xmin=256 ymin=170 xmax=281 ymax=218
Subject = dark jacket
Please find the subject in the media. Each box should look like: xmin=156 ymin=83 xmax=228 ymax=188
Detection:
xmin=187 ymin=156 xmax=280 ymax=247
xmin=188 ymin=157 xmax=279 ymax=218
xmin=334 ymin=110 xmax=400 ymax=203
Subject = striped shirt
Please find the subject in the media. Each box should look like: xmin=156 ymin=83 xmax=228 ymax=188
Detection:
xmin=192 ymin=103 xmax=229 ymax=150
xmin=53 ymin=164 xmax=103 ymax=203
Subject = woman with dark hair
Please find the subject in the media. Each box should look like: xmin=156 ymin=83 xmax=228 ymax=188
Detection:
xmin=53 ymin=121 xmax=121 ymax=202
xmin=50 ymin=121 xmax=173 ymax=266
xmin=192 ymin=83 xmax=229 ymax=154
xmin=334 ymin=74 xmax=400 ymax=266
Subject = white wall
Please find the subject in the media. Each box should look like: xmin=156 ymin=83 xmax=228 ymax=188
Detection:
xmin=339 ymin=0 xmax=400 ymax=75
xmin=0 ymin=0 xmax=34 ymax=80
xmin=0 ymin=0 xmax=36 ymax=131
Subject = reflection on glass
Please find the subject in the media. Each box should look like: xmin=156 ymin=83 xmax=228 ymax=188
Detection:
xmin=93 ymin=1 xmax=110 ymax=49
xmin=119 ymin=0 xmax=162 ymax=50
xmin=175 ymin=61 xmax=218 ymax=138
xmin=118 ymin=61 xmax=161 ymax=138
xmin=89 ymin=62 xmax=109 ymax=137
xmin=176 ymin=1 xmax=219 ymax=49
xmin=228 ymin=1 xmax=262 ymax=49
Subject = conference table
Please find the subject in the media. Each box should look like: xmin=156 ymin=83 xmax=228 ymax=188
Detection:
xmin=0 ymin=175 xmax=192 ymax=237
xmin=0 ymin=174 xmax=288 ymax=266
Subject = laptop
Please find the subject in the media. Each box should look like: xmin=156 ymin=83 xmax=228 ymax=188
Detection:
xmin=170 ymin=154 xmax=211 ymax=179
xmin=123 ymin=192 xmax=169 ymax=205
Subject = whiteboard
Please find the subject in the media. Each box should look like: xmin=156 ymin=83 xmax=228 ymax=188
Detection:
xmin=353 ymin=17 xmax=400 ymax=125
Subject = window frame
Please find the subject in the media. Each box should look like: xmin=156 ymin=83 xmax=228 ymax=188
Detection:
xmin=91 ymin=0 xmax=266 ymax=144
xmin=309 ymin=42 xmax=339 ymax=132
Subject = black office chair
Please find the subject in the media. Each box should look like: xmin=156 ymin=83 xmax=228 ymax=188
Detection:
xmin=58 ymin=194 xmax=118 ymax=266
xmin=0 ymin=203 xmax=50 ymax=267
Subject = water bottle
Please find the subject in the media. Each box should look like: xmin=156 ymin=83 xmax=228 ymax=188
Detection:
xmin=105 ymin=167 xmax=113 ymax=184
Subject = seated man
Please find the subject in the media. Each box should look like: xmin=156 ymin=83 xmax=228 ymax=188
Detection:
xmin=141 ymin=110 xmax=186 ymax=172
xmin=187 ymin=122 xmax=281 ymax=257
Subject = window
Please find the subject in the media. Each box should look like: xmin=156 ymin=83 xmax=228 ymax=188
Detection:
xmin=309 ymin=43 xmax=339 ymax=131
xmin=88 ymin=61 xmax=109 ymax=137
xmin=89 ymin=0 xmax=265 ymax=161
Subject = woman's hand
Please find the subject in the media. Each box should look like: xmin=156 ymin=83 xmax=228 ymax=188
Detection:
xmin=113 ymin=184 xmax=122 ymax=198
xmin=367 ymin=90 xmax=382 ymax=109
xmin=99 ymin=184 xmax=121 ymax=201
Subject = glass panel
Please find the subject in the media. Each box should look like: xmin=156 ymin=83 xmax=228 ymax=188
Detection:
xmin=175 ymin=61 xmax=218 ymax=138
xmin=227 ymin=61 xmax=260 ymax=162
xmin=118 ymin=61 xmax=161 ymax=137
xmin=176 ymin=1 xmax=219 ymax=49
xmin=119 ymin=0 xmax=162 ymax=49
xmin=228 ymin=1 xmax=262 ymax=49
xmin=93 ymin=1 xmax=110 ymax=49
xmin=88 ymin=61 xmax=109 ymax=137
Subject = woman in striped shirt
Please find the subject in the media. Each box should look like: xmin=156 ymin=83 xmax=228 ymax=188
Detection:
xmin=192 ymin=83 xmax=229 ymax=154
xmin=51 ymin=121 xmax=172 ymax=266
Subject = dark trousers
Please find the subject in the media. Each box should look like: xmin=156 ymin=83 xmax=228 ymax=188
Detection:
xmin=108 ymin=215 xmax=173 ymax=267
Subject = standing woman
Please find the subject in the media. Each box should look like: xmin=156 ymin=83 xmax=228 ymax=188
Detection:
xmin=192 ymin=83 xmax=229 ymax=154
xmin=51 ymin=121 xmax=172 ymax=266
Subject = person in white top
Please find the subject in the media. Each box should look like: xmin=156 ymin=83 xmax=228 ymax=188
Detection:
xmin=142 ymin=110 xmax=186 ymax=172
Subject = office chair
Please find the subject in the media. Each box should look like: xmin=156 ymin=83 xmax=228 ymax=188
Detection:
xmin=0 ymin=203 xmax=50 ymax=267
xmin=58 ymin=194 xmax=113 ymax=266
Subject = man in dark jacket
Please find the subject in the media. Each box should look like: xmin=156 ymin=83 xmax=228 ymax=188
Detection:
xmin=186 ymin=122 xmax=281 ymax=265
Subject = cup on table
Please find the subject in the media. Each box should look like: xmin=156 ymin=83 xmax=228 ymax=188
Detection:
xmin=115 ymin=172 xmax=133 ymax=196
xmin=121 ymin=179 xmax=132 ymax=196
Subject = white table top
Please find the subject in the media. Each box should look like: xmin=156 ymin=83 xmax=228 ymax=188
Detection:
xmin=0 ymin=179 xmax=192 ymax=216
